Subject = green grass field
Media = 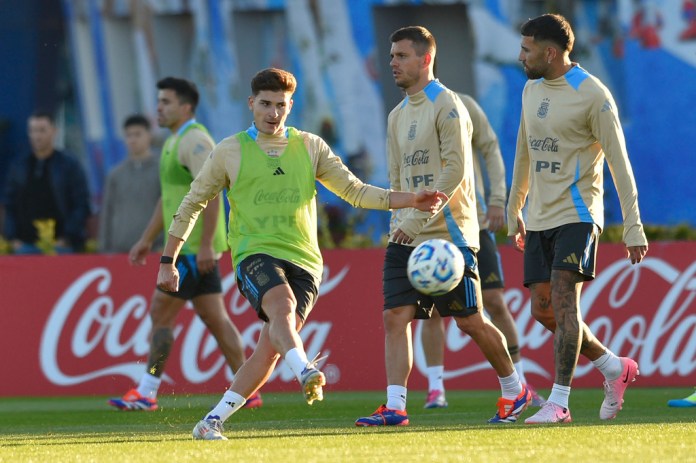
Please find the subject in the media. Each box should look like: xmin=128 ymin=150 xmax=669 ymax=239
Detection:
xmin=1 ymin=388 xmax=694 ymax=463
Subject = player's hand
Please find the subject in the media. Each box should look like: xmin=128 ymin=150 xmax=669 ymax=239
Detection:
xmin=486 ymin=206 xmax=506 ymax=233
xmin=511 ymin=216 xmax=526 ymax=253
xmin=157 ymin=264 xmax=180 ymax=292
xmin=626 ymin=244 xmax=648 ymax=264
xmin=128 ymin=239 xmax=151 ymax=266
xmin=196 ymin=245 xmax=216 ymax=274
xmin=391 ymin=228 xmax=414 ymax=245
xmin=413 ymin=189 xmax=448 ymax=213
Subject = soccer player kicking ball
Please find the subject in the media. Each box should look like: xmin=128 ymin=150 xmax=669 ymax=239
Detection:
xmin=156 ymin=68 xmax=447 ymax=440
xmin=509 ymin=14 xmax=648 ymax=424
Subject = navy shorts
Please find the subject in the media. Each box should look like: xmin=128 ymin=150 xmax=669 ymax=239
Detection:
xmin=236 ymin=254 xmax=320 ymax=322
xmin=477 ymin=229 xmax=505 ymax=290
xmin=383 ymin=242 xmax=481 ymax=319
xmin=523 ymin=223 xmax=599 ymax=287
xmin=158 ymin=254 xmax=222 ymax=300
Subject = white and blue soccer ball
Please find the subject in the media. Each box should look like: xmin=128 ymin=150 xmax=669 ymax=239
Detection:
xmin=407 ymin=239 xmax=465 ymax=296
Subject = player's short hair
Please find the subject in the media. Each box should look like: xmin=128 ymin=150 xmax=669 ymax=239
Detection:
xmin=123 ymin=114 xmax=151 ymax=131
xmin=29 ymin=109 xmax=55 ymax=125
xmin=156 ymin=76 xmax=200 ymax=111
xmin=520 ymin=13 xmax=575 ymax=53
xmin=389 ymin=25 xmax=436 ymax=58
xmin=250 ymin=68 xmax=297 ymax=95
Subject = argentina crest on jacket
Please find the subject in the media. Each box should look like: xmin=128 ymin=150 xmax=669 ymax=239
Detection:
xmin=537 ymin=98 xmax=550 ymax=118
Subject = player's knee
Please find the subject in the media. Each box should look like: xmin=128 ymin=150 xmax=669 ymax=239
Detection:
xmin=150 ymin=309 xmax=178 ymax=328
xmin=195 ymin=310 xmax=223 ymax=328
xmin=482 ymin=291 xmax=506 ymax=314
xmin=452 ymin=313 xmax=484 ymax=337
xmin=249 ymin=348 xmax=280 ymax=365
xmin=487 ymin=306 xmax=513 ymax=326
xmin=263 ymin=299 xmax=297 ymax=323
xmin=531 ymin=304 xmax=556 ymax=331
xmin=383 ymin=307 xmax=412 ymax=333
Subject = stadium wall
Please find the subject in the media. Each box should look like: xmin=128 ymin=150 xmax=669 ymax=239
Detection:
xmin=1 ymin=242 xmax=693 ymax=397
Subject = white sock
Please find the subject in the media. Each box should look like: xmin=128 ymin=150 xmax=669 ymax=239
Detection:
xmin=386 ymin=385 xmax=407 ymax=411
xmin=592 ymin=351 xmax=623 ymax=380
xmin=514 ymin=361 xmax=528 ymax=384
xmin=498 ymin=370 xmax=522 ymax=399
xmin=205 ymin=390 xmax=246 ymax=422
xmin=285 ymin=347 xmax=310 ymax=382
xmin=547 ymin=383 xmax=571 ymax=409
xmin=426 ymin=365 xmax=445 ymax=392
xmin=137 ymin=373 xmax=161 ymax=399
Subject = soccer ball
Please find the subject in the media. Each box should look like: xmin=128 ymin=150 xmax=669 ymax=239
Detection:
xmin=407 ymin=239 xmax=465 ymax=296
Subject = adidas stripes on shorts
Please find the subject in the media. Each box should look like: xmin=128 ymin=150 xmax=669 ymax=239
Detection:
xmin=523 ymin=222 xmax=599 ymax=287
xmin=383 ymin=242 xmax=482 ymax=319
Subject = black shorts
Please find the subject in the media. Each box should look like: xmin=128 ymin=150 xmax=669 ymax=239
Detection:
xmin=158 ymin=254 xmax=222 ymax=300
xmin=236 ymin=254 xmax=320 ymax=322
xmin=523 ymin=223 xmax=599 ymax=287
xmin=477 ymin=229 xmax=505 ymax=290
xmin=383 ymin=242 xmax=481 ymax=319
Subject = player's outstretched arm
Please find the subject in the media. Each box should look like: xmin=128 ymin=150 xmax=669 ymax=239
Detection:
xmin=389 ymin=190 xmax=448 ymax=213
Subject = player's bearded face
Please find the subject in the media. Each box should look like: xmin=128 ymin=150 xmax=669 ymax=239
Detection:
xmin=249 ymin=90 xmax=293 ymax=135
xmin=519 ymin=36 xmax=548 ymax=80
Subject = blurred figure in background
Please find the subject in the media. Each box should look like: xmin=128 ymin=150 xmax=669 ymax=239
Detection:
xmin=98 ymin=114 xmax=162 ymax=253
xmin=2 ymin=109 xmax=90 ymax=254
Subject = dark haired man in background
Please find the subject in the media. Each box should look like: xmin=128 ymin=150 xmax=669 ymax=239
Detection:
xmin=108 ymin=77 xmax=259 ymax=411
xmin=2 ymin=110 xmax=90 ymax=254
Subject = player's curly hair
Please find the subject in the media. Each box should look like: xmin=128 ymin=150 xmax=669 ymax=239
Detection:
xmin=251 ymin=68 xmax=297 ymax=95
xmin=520 ymin=13 xmax=575 ymax=53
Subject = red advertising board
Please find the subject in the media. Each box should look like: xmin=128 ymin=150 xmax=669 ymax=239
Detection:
xmin=0 ymin=242 xmax=694 ymax=397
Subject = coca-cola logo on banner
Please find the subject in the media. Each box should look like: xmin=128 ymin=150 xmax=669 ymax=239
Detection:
xmin=0 ymin=244 xmax=693 ymax=396
xmin=39 ymin=263 xmax=351 ymax=388
xmin=411 ymin=256 xmax=696 ymax=383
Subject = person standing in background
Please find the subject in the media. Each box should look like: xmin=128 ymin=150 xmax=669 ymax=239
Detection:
xmin=98 ymin=114 xmax=162 ymax=253
xmin=108 ymin=77 xmax=260 ymax=411
xmin=2 ymin=110 xmax=90 ymax=254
